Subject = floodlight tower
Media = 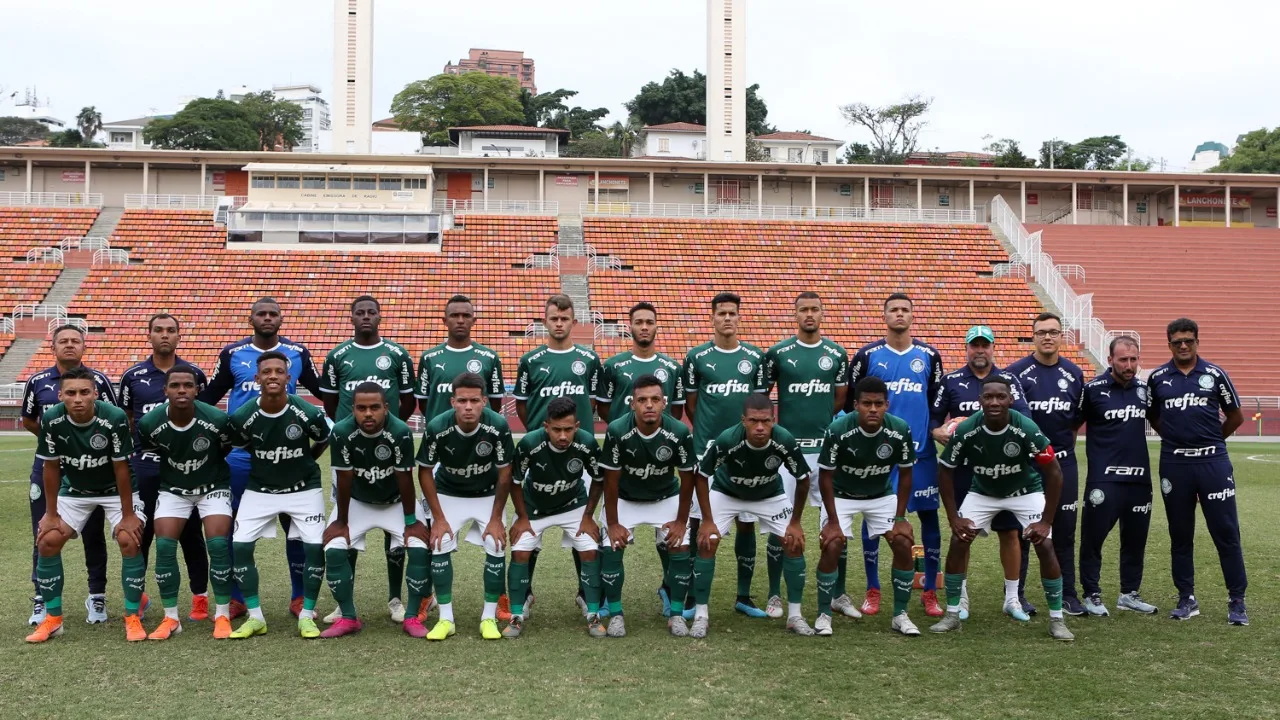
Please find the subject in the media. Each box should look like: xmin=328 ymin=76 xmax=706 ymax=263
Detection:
xmin=332 ymin=0 xmax=374 ymax=154
xmin=706 ymin=0 xmax=746 ymax=162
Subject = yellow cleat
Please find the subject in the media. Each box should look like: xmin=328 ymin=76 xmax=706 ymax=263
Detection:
xmin=426 ymin=619 xmax=456 ymax=641
xmin=480 ymin=617 xmax=501 ymax=640
xmin=229 ymin=617 xmax=267 ymax=639
xmin=298 ymin=616 xmax=321 ymax=639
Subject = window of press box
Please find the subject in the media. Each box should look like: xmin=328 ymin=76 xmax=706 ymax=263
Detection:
xmin=329 ymin=176 xmax=351 ymax=189
xmin=251 ymin=175 xmax=275 ymax=189
xmin=276 ymin=176 xmax=301 ymax=189
xmin=302 ymin=176 xmax=326 ymax=189
xmin=378 ymin=177 xmax=400 ymax=190
xmin=352 ymin=176 xmax=376 ymax=190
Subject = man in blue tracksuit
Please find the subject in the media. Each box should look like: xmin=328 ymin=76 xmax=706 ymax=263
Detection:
xmin=1147 ymin=317 xmax=1247 ymax=625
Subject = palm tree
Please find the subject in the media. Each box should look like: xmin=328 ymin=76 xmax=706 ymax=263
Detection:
xmin=76 ymin=106 xmax=103 ymax=146
xmin=608 ymin=117 xmax=643 ymax=158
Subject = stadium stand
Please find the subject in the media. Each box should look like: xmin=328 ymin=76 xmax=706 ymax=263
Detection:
xmin=0 ymin=207 xmax=100 ymax=255
xmin=0 ymin=261 xmax=63 ymax=308
xmin=1032 ymin=224 xmax=1280 ymax=396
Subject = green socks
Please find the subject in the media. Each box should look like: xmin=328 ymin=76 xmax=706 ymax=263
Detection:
xmin=816 ymin=569 xmax=838 ymax=616
xmin=693 ymin=556 xmax=716 ymax=606
xmin=892 ymin=567 xmax=914 ymax=616
xmin=1042 ymin=577 xmax=1064 ymax=612
xmin=122 ymin=553 xmax=147 ymax=614
xmin=431 ymin=553 xmax=454 ymax=605
xmin=482 ymin=554 xmax=506 ymax=603
xmin=735 ymin=530 xmax=756 ymax=598
xmin=600 ymin=547 xmax=624 ymax=615
xmin=835 ymin=545 xmax=849 ymax=597
xmin=385 ymin=535 xmax=405 ymax=602
xmin=580 ymin=556 xmax=602 ymax=615
xmin=405 ymin=546 xmax=430 ymax=614
xmin=783 ymin=555 xmax=806 ymax=604
xmin=324 ymin=547 xmax=357 ymax=619
xmin=944 ymin=572 xmax=966 ymax=609
xmin=36 ymin=555 xmax=64 ymax=616
xmin=155 ymin=536 xmax=181 ymax=608
xmin=302 ymin=543 xmax=325 ymax=612
xmin=766 ymin=534 xmax=784 ymax=598
xmin=656 ymin=544 xmax=670 ymax=575
xmin=508 ymin=560 xmax=530 ymax=616
xmin=666 ymin=550 xmax=692 ymax=614
xmin=232 ymin=541 xmax=259 ymax=608
xmin=205 ymin=536 xmax=232 ymax=605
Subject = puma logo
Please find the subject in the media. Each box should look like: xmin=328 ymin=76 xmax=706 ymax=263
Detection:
xmin=342 ymin=360 xmax=354 ymax=368
xmin=876 ymin=362 xmax=889 ymax=370
xmin=1100 ymin=391 xmax=1111 ymax=398
xmin=706 ymin=363 xmax=716 ymax=372
xmin=539 ymin=367 xmax=551 ymax=375
xmin=786 ymin=359 xmax=797 ymax=367
xmin=957 ymin=382 xmax=969 ymax=390
xmin=434 ymin=363 xmax=446 ymax=370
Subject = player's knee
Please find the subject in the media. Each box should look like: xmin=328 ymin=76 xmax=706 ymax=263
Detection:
xmin=888 ymin=533 xmax=911 ymax=554
xmin=37 ymin=534 xmax=64 ymax=557
xmin=512 ymin=550 xmax=532 ymax=562
xmin=116 ymin=534 xmax=139 ymax=556
xmin=482 ymin=535 xmax=503 ymax=557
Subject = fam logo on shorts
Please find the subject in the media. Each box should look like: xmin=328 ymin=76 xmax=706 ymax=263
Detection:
xmin=375 ymin=355 xmax=392 ymax=371
xmin=910 ymin=358 xmax=926 ymax=374
xmin=1058 ymin=378 xmax=1070 ymax=391
xmin=654 ymin=368 xmax=669 ymax=382
xmin=655 ymin=445 xmax=673 ymax=461
xmin=90 ymin=434 xmax=109 ymax=450
xmin=571 ymin=360 xmax=587 ymax=376
xmin=476 ymin=441 xmax=493 ymax=457
xmin=285 ymin=424 xmax=304 ymax=440
xmin=1003 ymin=441 xmax=1021 ymax=457
xmin=737 ymin=360 xmax=754 ymax=376
xmin=1161 ymin=478 xmax=1173 ymax=496
xmin=764 ymin=455 xmax=782 ymax=470
xmin=566 ymin=458 xmax=584 ymax=476
xmin=819 ymin=355 xmax=835 ymax=371
xmin=1198 ymin=375 xmax=1215 ymax=390
xmin=876 ymin=443 xmax=894 ymax=460
xmin=1136 ymin=386 xmax=1147 ymax=401
xmin=192 ymin=436 xmax=211 ymax=452
xmin=466 ymin=359 xmax=483 ymax=374
xmin=374 ymin=445 xmax=392 ymax=461
xmin=1088 ymin=488 xmax=1106 ymax=506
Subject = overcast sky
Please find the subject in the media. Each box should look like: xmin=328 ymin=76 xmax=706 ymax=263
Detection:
xmin=5 ymin=0 xmax=1277 ymax=170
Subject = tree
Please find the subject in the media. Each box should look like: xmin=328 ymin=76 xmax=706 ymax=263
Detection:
xmin=546 ymin=106 xmax=610 ymax=139
xmin=143 ymin=98 xmax=259 ymax=151
xmin=0 ymin=116 xmax=50 ymax=145
xmin=1211 ymin=128 xmax=1280 ymax=173
xmin=563 ymin=130 xmax=621 ymax=158
xmin=1114 ymin=155 xmax=1154 ymax=171
xmin=238 ymin=91 xmax=305 ymax=151
xmin=623 ymin=69 xmax=775 ymax=135
xmin=745 ymin=134 xmax=767 ymax=162
xmin=1039 ymin=135 xmax=1130 ymax=170
xmin=840 ymin=142 xmax=873 ymax=164
xmin=75 ymin=106 xmax=103 ymax=145
xmin=391 ymin=73 xmax=524 ymax=146
xmin=520 ymin=87 xmax=576 ymax=127
xmin=983 ymin=137 xmax=1035 ymax=168
xmin=47 ymin=129 xmax=84 ymax=147
xmin=607 ymin=117 xmax=643 ymax=158
xmin=838 ymin=95 xmax=932 ymax=164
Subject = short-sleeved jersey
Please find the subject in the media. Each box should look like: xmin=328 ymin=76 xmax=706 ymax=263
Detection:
xmin=418 ymin=407 xmax=515 ymax=498
xmin=24 ymin=365 xmax=116 ymax=476
xmin=698 ymin=423 xmax=809 ymax=502
xmin=198 ymin=338 xmax=321 ymax=415
xmin=765 ymin=337 xmax=848 ymax=452
xmin=137 ymin=400 xmax=232 ymax=495
xmin=595 ymin=351 xmax=685 ymax=424
xmin=36 ymin=401 xmax=133 ymax=497
xmin=845 ymin=340 xmax=942 ymax=459
xmin=1006 ymin=354 xmax=1084 ymax=460
xmin=940 ymin=411 xmax=1052 ymax=498
xmin=515 ymin=428 xmax=600 ymax=518
xmin=227 ymin=395 xmax=330 ymax=494
xmin=414 ymin=342 xmax=505 ymax=422
xmin=118 ymin=357 xmax=208 ymax=466
xmin=819 ymin=413 xmax=916 ymax=500
xmin=600 ymin=413 xmax=697 ymax=502
xmin=931 ymin=365 xmax=1032 ymax=428
xmin=682 ymin=341 xmax=767 ymax=455
xmin=1147 ymin=357 xmax=1239 ymax=464
xmin=329 ymin=414 xmax=415 ymax=505
xmin=1078 ymin=370 xmax=1151 ymax=485
xmin=319 ymin=339 xmax=414 ymax=420
xmin=514 ymin=345 xmax=601 ymax=430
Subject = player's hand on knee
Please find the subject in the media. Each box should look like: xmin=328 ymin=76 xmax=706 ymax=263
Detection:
xmin=36 ymin=513 xmax=67 ymax=544
xmin=508 ymin=517 xmax=533 ymax=545
xmin=323 ymin=521 xmax=349 ymax=547
xmin=429 ymin=518 xmax=453 ymax=552
xmin=784 ymin=521 xmax=805 ymax=554
xmin=607 ymin=522 xmax=630 ymax=550
xmin=404 ymin=521 xmax=429 ymax=546
xmin=1023 ymin=520 xmax=1050 ymax=544
xmin=819 ymin=520 xmax=844 ymax=550
xmin=660 ymin=520 xmax=686 ymax=549
xmin=950 ymin=518 xmax=978 ymax=544
xmin=483 ymin=519 xmax=506 ymax=552
xmin=890 ymin=519 xmax=915 ymax=545
xmin=117 ymin=514 xmax=144 ymax=547
xmin=697 ymin=520 xmax=721 ymax=553
xmin=578 ymin=515 xmax=601 ymax=544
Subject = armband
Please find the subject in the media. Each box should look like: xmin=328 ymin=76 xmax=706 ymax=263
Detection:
xmin=1034 ymin=445 xmax=1056 ymax=466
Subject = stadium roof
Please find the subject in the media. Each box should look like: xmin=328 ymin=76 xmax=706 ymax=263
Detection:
xmin=642 ymin=122 xmax=706 ymax=133
xmin=755 ymin=131 xmax=839 ymax=143
xmin=450 ymin=125 xmax=569 ymax=134
xmin=103 ymin=115 xmax=170 ymax=128
xmin=241 ymin=162 xmax=434 ymax=175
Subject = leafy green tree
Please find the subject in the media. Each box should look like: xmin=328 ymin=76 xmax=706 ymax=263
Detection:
xmin=546 ymin=106 xmax=610 ymax=139
xmin=840 ymin=142 xmax=873 ymax=164
xmin=608 ymin=117 xmax=644 ymax=157
xmin=521 ymin=88 xmax=576 ymax=127
xmin=75 ymin=107 xmax=103 ymax=145
xmin=1039 ymin=136 xmax=1130 ymax=170
xmin=239 ymin=91 xmax=305 ymax=151
xmin=838 ymin=95 xmax=932 ymax=164
xmin=1211 ymin=128 xmax=1280 ymax=173
xmin=1114 ymin=155 xmax=1154 ymax=171
xmin=983 ymin=137 xmax=1035 ymax=168
xmin=0 ymin=116 xmax=50 ymax=145
xmin=143 ymin=98 xmax=259 ymax=151
xmin=745 ymin=134 xmax=767 ymax=162
xmin=391 ymin=73 xmax=524 ymax=146
xmin=624 ymin=69 xmax=775 ymax=135
xmin=563 ymin=130 xmax=622 ymax=158
xmin=47 ymin=129 xmax=85 ymax=147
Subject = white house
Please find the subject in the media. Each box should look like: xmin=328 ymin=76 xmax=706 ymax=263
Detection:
xmin=101 ymin=115 xmax=169 ymax=150
xmin=640 ymin=122 xmax=707 ymax=160
xmin=755 ymin=132 xmax=842 ymax=164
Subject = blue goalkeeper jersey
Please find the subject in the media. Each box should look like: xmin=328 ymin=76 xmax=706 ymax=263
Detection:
xmin=198 ymin=337 xmax=321 ymax=414
xmin=846 ymin=339 xmax=943 ymax=458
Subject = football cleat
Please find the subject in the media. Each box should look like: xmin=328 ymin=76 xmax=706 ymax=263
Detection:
xmin=480 ymin=617 xmax=502 ymax=640
xmin=891 ymin=612 xmax=921 ymax=636
xmin=502 ymin=616 xmax=524 ymax=639
xmin=1082 ymin=594 xmax=1110 ymax=617
xmin=929 ymin=613 xmax=962 ymax=633
xmin=138 ymin=593 xmax=151 ymax=621
xmin=497 ymin=595 xmax=512 ymax=623
xmin=575 ymin=594 xmax=589 ymax=618
xmin=124 ymin=614 xmax=147 ymax=642
xmin=734 ymin=597 xmax=768 ymax=618
xmin=298 ymin=616 xmax=321 ymax=639
xmin=147 ymin=617 xmax=182 ymax=641
xmin=607 ymin=614 xmax=626 ymax=638
xmin=958 ymin=583 xmax=970 ymax=621
xmin=1169 ymin=595 xmax=1199 ymax=621
xmin=1019 ymin=594 xmax=1038 ymax=617
xmin=28 ymin=596 xmax=46 ymax=626
xmin=416 ymin=594 xmax=438 ymax=622
xmin=1048 ymin=617 xmax=1075 ymax=641
xmin=426 ymin=619 xmax=456 ymax=641
xmin=689 ymin=616 xmax=710 ymax=639
xmin=189 ymin=594 xmax=209 ymax=622
xmin=860 ymin=588 xmax=881 ymax=616
xmin=229 ymin=600 xmax=248 ymax=619
xmin=1228 ymin=598 xmax=1249 ymax=626
xmin=1003 ymin=598 xmax=1031 ymax=622
xmin=320 ymin=617 xmax=363 ymax=638
xmin=85 ymin=594 xmax=108 ymax=624
xmin=658 ymin=587 xmax=672 ymax=618
xmin=921 ymin=590 xmax=944 ymax=617
xmin=786 ymin=615 xmax=815 ymax=636
xmin=831 ymin=593 xmax=863 ymax=619
xmin=1117 ymin=591 xmax=1158 ymax=615
xmin=388 ymin=597 xmax=405 ymax=623
xmin=764 ymin=595 xmax=784 ymax=619
xmin=322 ymin=606 xmax=343 ymax=624
xmin=586 ymin=613 xmax=607 ymax=639
xmin=25 ymin=615 xmax=64 ymax=643
xmin=213 ymin=616 xmax=233 ymax=639
xmin=289 ymin=597 xmax=304 ymax=618
xmin=229 ymin=617 xmax=267 ymax=639
xmin=814 ymin=613 xmax=833 ymax=636
xmin=668 ymin=615 xmax=689 ymax=637
xmin=403 ymin=617 xmax=428 ymax=638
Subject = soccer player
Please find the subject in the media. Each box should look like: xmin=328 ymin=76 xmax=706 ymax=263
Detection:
xmin=225 ymin=351 xmax=332 ymax=639
xmin=505 ymin=397 xmax=603 ymax=638
xmin=136 ymin=365 xmax=236 ymax=640
xmin=931 ymin=324 xmax=1034 ymax=620
xmin=931 ymin=377 xmax=1074 ymax=641
xmin=118 ymin=313 xmax=210 ymax=623
xmin=1147 ymin=318 xmax=1247 ymax=625
xmin=763 ymin=291 xmax=847 ymax=620
xmin=682 ymin=292 xmax=769 ymax=618
xmin=599 ymin=375 xmax=699 ymax=637
xmin=845 ymin=293 xmax=942 ymax=618
xmin=22 ymin=324 xmax=115 ymax=625
xmin=199 ymin=297 xmax=322 ymax=617
xmin=416 ymin=294 xmax=505 ymax=419
xmin=318 ymin=295 xmax=416 ymax=624
xmin=1076 ymin=335 xmax=1158 ymax=616
xmin=417 ymin=372 xmax=516 ymax=641
xmin=322 ymin=382 xmax=428 ymax=638
xmin=817 ymin=376 xmax=921 ymax=636
xmin=26 ymin=367 xmax=148 ymax=643
xmin=691 ymin=393 xmax=813 ymax=638
xmin=1007 ymin=312 xmax=1085 ymax=616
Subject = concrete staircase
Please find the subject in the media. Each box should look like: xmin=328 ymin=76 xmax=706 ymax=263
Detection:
xmin=556 ymin=215 xmax=595 ymax=345
xmin=87 ymin=207 xmax=124 ymax=239
xmin=0 ymin=338 xmax=42 ymax=385
xmin=43 ymin=268 xmax=89 ymax=308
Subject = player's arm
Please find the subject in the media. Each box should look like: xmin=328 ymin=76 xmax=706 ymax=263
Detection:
xmin=21 ymin=378 xmax=40 ymax=435
xmin=513 ymin=356 xmax=531 ymax=427
xmin=594 ymin=362 xmax=613 ymax=421
xmin=602 ymin=467 xmax=629 ymax=549
xmin=398 ymin=392 xmax=417 ymax=422
xmin=1222 ymin=407 xmax=1244 ymax=438
xmin=40 ymin=459 xmax=62 ymax=524
xmin=843 ymin=349 xmax=867 ymax=413
xmin=22 ymin=416 xmax=39 ymax=435
xmin=929 ymin=383 xmax=952 ymax=445
xmin=507 ymin=474 xmax=532 ymax=544
xmin=893 ymin=465 xmax=914 ymax=539
xmin=117 ymin=376 xmax=134 ymax=432
xmin=298 ymin=347 xmax=323 ymax=397
xmin=936 ymin=464 xmax=968 ymax=538
xmin=485 ymin=463 xmax=513 ymax=551
xmin=515 ymin=400 xmax=529 ymax=428
xmin=487 ymin=356 xmax=506 ymax=413
xmin=682 ymin=353 xmax=699 ymax=424
xmin=1146 ymin=385 xmax=1163 ymax=435
xmin=198 ymin=347 xmax=233 ymax=405
xmin=322 ymin=393 xmax=338 ymax=420
xmin=113 ymin=458 xmax=143 ymax=545
xmin=1218 ymin=370 xmax=1244 ymax=438
xmin=332 ymin=469 xmax=354 ymax=526
xmin=1027 ymin=455 xmax=1062 ymax=544
xmin=1009 ymin=375 xmax=1033 ymax=416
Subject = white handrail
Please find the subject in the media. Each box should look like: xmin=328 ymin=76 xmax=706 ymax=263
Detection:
xmin=0 ymin=192 xmax=104 ymax=208
xmin=49 ymin=317 xmax=87 ymax=334
xmin=550 ymin=244 xmax=596 ymax=258
xmin=523 ymin=254 xmax=558 ymax=269
xmin=92 ymin=248 xmax=130 ymax=265
xmin=13 ymin=304 xmax=67 ymax=320
xmin=59 ymin=236 xmax=110 ymax=251
xmin=578 ymin=201 xmax=976 ymax=224
xmin=0 ymin=317 xmax=14 ymax=334
xmin=24 ymin=248 xmax=64 ymax=263
xmin=0 ymin=383 xmax=25 ymax=400
xmin=434 ymin=199 xmax=559 ymax=215
xmin=124 ymin=194 xmax=221 ymax=210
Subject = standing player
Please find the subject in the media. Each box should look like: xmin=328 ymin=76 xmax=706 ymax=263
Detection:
xmin=318 ymin=295 xmax=416 ymax=624
xmin=1076 ymin=336 xmax=1158 ymax=616
xmin=26 ymin=368 xmax=148 ymax=643
xmin=1147 ymin=318 xmax=1247 ymax=625
xmin=931 ymin=377 xmax=1074 ymax=641
xmin=136 ymin=365 xmax=236 ymax=640
xmin=505 ymin=397 xmax=603 ymax=638
xmin=417 ymin=373 xmax=516 ymax=641
xmin=322 ymin=383 xmax=429 ymax=638
xmin=763 ymin=292 xmax=848 ymax=620
xmin=416 ymin=294 xmax=505 ymax=420
xmin=845 ymin=293 xmax=942 ymax=618
xmin=1007 ymin=312 xmax=1085 ymax=616
xmin=199 ymin=297 xmax=322 ymax=617
xmin=599 ymin=375 xmax=699 ymax=637
xmin=118 ymin=313 xmax=210 ymax=623
xmin=225 ymin=351 xmax=332 ymax=639
xmin=22 ymin=324 xmax=115 ymax=625
xmin=682 ymin=292 xmax=769 ymax=618
xmin=817 ymin=377 xmax=919 ymax=636
xmin=692 ymin=394 xmax=813 ymax=637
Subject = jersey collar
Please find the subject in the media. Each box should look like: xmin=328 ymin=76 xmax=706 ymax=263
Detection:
xmin=352 ymin=340 xmax=384 ymax=351
xmin=169 ymin=414 xmax=197 ymax=432
xmin=980 ymin=422 xmax=1010 ymax=435
xmin=544 ymin=345 xmax=575 ymax=354
xmin=444 ymin=344 xmax=474 ymax=353
xmin=712 ymin=343 xmax=741 ymax=354
xmin=794 ymin=337 xmax=822 ymax=349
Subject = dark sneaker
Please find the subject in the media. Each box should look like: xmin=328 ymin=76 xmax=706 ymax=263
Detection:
xmin=1062 ymin=595 xmax=1086 ymax=617
xmin=1018 ymin=595 xmax=1038 ymax=617
xmin=1169 ymin=595 xmax=1200 ymax=621
xmin=1227 ymin=598 xmax=1249 ymax=626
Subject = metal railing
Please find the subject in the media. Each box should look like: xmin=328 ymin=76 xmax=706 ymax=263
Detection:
xmin=24 ymin=248 xmax=64 ymax=263
xmin=523 ymin=254 xmax=558 ymax=269
xmin=0 ymin=383 xmax=24 ymax=400
xmin=12 ymin=304 xmax=66 ymax=320
xmin=434 ymin=199 xmax=560 ymax=215
xmin=594 ymin=322 xmax=632 ymax=342
xmin=578 ymin=310 xmax=604 ymax=324
xmin=579 ymin=202 xmax=976 ymax=224
xmin=124 ymin=194 xmax=220 ymax=210
xmin=0 ymin=317 xmax=14 ymax=334
xmin=524 ymin=322 xmax=548 ymax=338
xmin=49 ymin=317 xmax=87 ymax=334
xmin=1241 ymin=396 xmax=1280 ymax=409
xmin=0 ymin=192 xmax=104 ymax=208
xmin=991 ymin=262 xmax=1027 ymax=278
xmin=59 ymin=236 xmax=110 ymax=251
xmin=588 ymin=255 xmax=623 ymax=271
xmin=93 ymin=248 xmax=130 ymax=265
xmin=1056 ymin=264 xmax=1086 ymax=281
xmin=550 ymin=243 xmax=597 ymax=258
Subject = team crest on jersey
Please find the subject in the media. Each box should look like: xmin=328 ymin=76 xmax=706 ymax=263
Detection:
xmin=476 ymin=441 xmax=493 ymax=457
xmin=876 ymin=443 xmax=893 ymax=460
xmin=764 ymin=455 xmax=782 ymax=470
xmin=1136 ymin=386 xmax=1147 ymax=401
xmin=374 ymin=445 xmax=392 ymax=461
xmin=90 ymin=434 xmax=109 ymax=450
xmin=910 ymin=358 xmax=925 ymax=374
xmin=193 ymin=436 xmax=211 ymax=452
xmin=1003 ymin=441 xmax=1021 ymax=457
xmin=566 ymin=458 xmax=584 ymax=475
xmin=737 ymin=359 xmax=754 ymax=375
xmin=655 ymin=445 xmax=673 ymax=461
xmin=1089 ymin=488 xmax=1105 ymax=506
xmin=1161 ymin=478 xmax=1172 ymax=495
xmin=654 ymin=368 xmax=669 ymax=382
xmin=1198 ymin=375 xmax=1214 ymax=390
xmin=285 ymin=424 xmax=304 ymax=440
xmin=376 ymin=355 xmax=392 ymax=371
xmin=819 ymin=355 xmax=835 ymax=371
xmin=571 ymin=360 xmax=587 ymax=376
xmin=466 ymin=359 xmax=483 ymax=374
xmin=1058 ymin=378 xmax=1069 ymax=391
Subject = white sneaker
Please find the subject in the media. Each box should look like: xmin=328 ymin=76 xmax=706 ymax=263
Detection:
xmin=830 ymin=593 xmax=863 ymax=619
xmin=765 ymin=595 xmax=784 ymax=618
xmin=29 ymin=596 xmax=46 ymax=626
xmin=786 ymin=615 xmax=816 ymax=636
xmin=606 ymin=614 xmax=626 ymax=638
xmin=575 ymin=594 xmax=590 ymax=618
xmin=891 ymin=612 xmax=921 ymax=636
xmin=85 ymin=594 xmax=108 ymax=624
xmin=388 ymin=597 xmax=406 ymax=623
xmin=959 ymin=583 xmax=971 ymax=621
xmin=668 ymin=615 xmax=689 ymax=637
xmin=323 ymin=606 xmax=343 ymax=624
xmin=690 ymin=616 xmax=710 ymax=639
xmin=814 ymin=613 xmax=833 ymax=636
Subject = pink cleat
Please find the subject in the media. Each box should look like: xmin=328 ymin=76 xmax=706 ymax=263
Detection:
xmin=402 ymin=616 xmax=428 ymax=638
xmin=319 ymin=617 xmax=362 ymax=638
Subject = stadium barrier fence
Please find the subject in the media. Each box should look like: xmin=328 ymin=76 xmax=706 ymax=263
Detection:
xmin=433 ymin=199 xmax=560 ymax=215
xmin=124 ymin=194 xmax=220 ymax=210
xmin=0 ymin=192 xmax=103 ymax=208
xmin=578 ymin=201 xmax=976 ymax=224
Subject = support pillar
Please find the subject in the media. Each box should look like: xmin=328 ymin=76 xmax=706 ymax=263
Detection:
xmin=757 ymin=173 xmax=763 ymax=210
xmin=917 ymin=177 xmax=923 ymax=219
xmin=811 ymin=175 xmax=817 ymax=212
xmin=1020 ymin=180 xmax=1026 ymax=223
xmin=1071 ymin=182 xmax=1078 ymax=225
xmin=483 ymin=167 xmax=490 ymax=209
xmin=1122 ymin=183 xmax=1128 ymax=225
xmin=1225 ymin=185 xmax=1231 ymax=228
xmin=142 ymin=161 xmax=149 ymax=196
xmin=538 ymin=168 xmax=544 ymax=204
xmin=703 ymin=172 xmax=709 ymax=212
xmin=84 ymin=160 xmax=91 ymax=197
xmin=200 ymin=162 xmax=207 ymax=197
xmin=649 ymin=171 xmax=655 ymax=205
xmin=968 ymin=178 xmax=975 ymax=217
xmin=1174 ymin=183 xmax=1180 ymax=227
xmin=863 ymin=176 xmax=870 ymax=216
xmin=25 ymin=158 xmax=32 ymax=194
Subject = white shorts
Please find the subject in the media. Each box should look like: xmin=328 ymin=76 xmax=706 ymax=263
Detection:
xmin=59 ymin=493 xmax=145 ymax=535
xmin=605 ymin=494 xmax=690 ymax=547
xmin=958 ymin=492 xmax=1047 ymax=537
xmin=512 ymin=507 xmax=597 ymax=553
xmin=232 ymin=488 xmax=325 ymax=544
xmin=425 ymin=493 xmax=504 ymax=555
xmin=705 ymin=490 xmax=793 ymax=539
xmin=819 ymin=495 xmax=897 ymax=538
xmin=779 ymin=453 xmax=821 ymax=512
xmin=156 ymin=488 xmax=233 ymax=520
xmin=326 ymin=500 xmax=423 ymax=551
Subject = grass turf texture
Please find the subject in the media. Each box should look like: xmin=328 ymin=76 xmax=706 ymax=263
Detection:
xmin=0 ymin=435 xmax=1277 ymax=719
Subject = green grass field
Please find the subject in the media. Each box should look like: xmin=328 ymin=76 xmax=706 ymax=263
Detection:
xmin=0 ymin=436 xmax=1277 ymax=719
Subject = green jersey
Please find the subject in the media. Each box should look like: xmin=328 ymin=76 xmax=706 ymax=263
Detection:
xmin=329 ymin=415 xmax=415 ymax=505
xmin=137 ymin=400 xmax=233 ymax=495
xmin=515 ymin=427 xmax=600 ymax=518
xmin=765 ymin=337 xmax=848 ymax=452
xmin=514 ymin=344 xmax=601 ymax=430
xmin=682 ymin=341 xmax=767 ymax=456
xmin=698 ymin=423 xmax=809 ymax=502
xmin=415 ymin=342 xmax=505 ymax=423
xmin=36 ymin=400 xmax=134 ymax=497
xmin=599 ymin=413 xmax=696 ymax=502
xmin=319 ymin=339 xmax=415 ymax=419
xmin=940 ymin=410 xmax=1052 ymax=498
xmin=418 ymin=407 xmax=515 ymax=498
xmin=228 ymin=395 xmax=331 ymax=494
xmin=596 ymin=350 xmax=685 ymax=423
xmin=818 ymin=412 xmax=915 ymax=500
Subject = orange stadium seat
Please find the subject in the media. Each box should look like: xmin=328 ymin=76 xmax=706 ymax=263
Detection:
xmin=0 ymin=260 xmax=62 ymax=309
xmin=0 ymin=207 xmax=100 ymax=255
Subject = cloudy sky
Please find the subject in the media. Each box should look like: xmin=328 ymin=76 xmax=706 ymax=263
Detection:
xmin=6 ymin=0 xmax=1276 ymax=169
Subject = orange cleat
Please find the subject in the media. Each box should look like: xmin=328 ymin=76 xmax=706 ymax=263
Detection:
xmin=148 ymin=616 xmax=183 ymax=641
xmin=124 ymin=614 xmax=147 ymax=642
xmin=497 ymin=594 xmax=512 ymax=623
xmin=416 ymin=594 xmax=438 ymax=623
xmin=289 ymin=597 xmax=304 ymax=618
xmin=229 ymin=600 xmax=247 ymax=619
xmin=189 ymin=595 xmax=209 ymax=622
xmin=25 ymin=615 xmax=64 ymax=643
xmin=213 ymin=616 xmax=233 ymax=640
xmin=861 ymin=588 xmax=882 ymax=616
xmin=921 ymin=590 xmax=944 ymax=617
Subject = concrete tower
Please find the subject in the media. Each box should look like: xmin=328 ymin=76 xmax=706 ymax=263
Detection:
xmin=706 ymin=0 xmax=746 ymax=162
xmin=332 ymin=0 xmax=373 ymax=154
